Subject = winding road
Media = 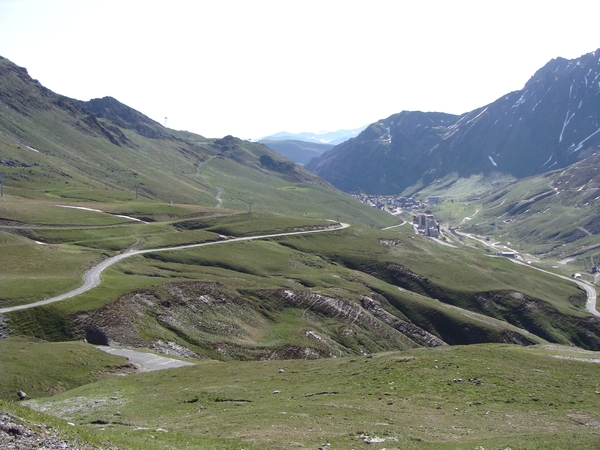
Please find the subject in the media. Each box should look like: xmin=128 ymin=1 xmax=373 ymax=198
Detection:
xmin=2 ymin=218 xmax=596 ymax=319
xmin=451 ymin=229 xmax=600 ymax=317
xmin=0 ymin=222 xmax=349 ymax=314
xmin=509 ymin=258 xmax=600 ymax=318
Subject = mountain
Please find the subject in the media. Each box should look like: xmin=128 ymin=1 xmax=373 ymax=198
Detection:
xmin=259 ymin=138 xmax=334 ymax=165
xmin=2 ymin=54 xmax=600 ymax=449
xmin=0 ymin=55 xmax=390 ymax=226
xmin=262 ymin=126 xmax=367 ymax=145
xmin=306 ymin=49 xmax=600 ymax=195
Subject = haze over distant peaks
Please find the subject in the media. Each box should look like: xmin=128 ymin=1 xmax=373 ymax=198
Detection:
xmin=261 ymin=126 xmax=367 ymax=145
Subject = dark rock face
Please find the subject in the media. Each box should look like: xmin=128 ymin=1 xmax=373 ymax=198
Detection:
xmin=307 ymin=49 xmax=600 ymax=194
xmin=84 ymin=327 xmax=109 ymax=346
xmin=74 ymin=96 xmax=169 ymax=139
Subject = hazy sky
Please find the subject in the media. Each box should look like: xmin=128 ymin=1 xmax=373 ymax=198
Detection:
xmin=1 ymin=0 xmax=599 ymax=139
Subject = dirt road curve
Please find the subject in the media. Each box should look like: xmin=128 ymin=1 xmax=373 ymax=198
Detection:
xmin=0 ymin=222 xmax=349 ymax=314
xmin=95 ymin=346 xmax=195 ymax=370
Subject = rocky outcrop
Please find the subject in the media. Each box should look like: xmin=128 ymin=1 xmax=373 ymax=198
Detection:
xmin=0 ymin=314 xmax=9 ymax=340
xmin=74 ymin=96 xmax=170 ymax=140
xmin=360 ymin=296 xmax=447 ymax=347
xmin=0 ymin=412 xmax=96 ymax=450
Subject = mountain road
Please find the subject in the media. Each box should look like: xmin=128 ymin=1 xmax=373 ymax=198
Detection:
xmin=451 ymin=229 xmax=600 ymax=317
xmin=0 ymin=222 xmax=349 ymax=314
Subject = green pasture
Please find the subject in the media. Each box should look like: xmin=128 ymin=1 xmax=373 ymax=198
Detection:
xmin=20 ymin=343 xmax=600 ymax=449
xmin=0 ymin=336 xmax=128 ymax=401
xmin=0 ymin=231 xmax=100 ymax=308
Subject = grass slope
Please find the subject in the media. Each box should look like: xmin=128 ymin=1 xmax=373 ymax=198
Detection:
xmin=427 ymin=155 xmax=600 ymax=274
xmin=0 ymin=336 xmax=130 ymax=401
xmin=0 ymin=56 xmax=393 ymax=229
xmin=19 ymin=343 xmax=600 ymax=449
xmin=5 ymin=211 xmax=597 ymax=356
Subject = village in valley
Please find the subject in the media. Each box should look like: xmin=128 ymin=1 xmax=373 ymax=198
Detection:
xmin=352 ymin=192 xmax=444 ymax=237
xmin=353 ymin=192 xmax=530 ymax=261
xmin=351 ymin=192 xmax=445 ymax=215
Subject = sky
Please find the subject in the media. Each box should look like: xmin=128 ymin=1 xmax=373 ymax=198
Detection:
xmin=1 ymin=0 xmax=599 ymax=140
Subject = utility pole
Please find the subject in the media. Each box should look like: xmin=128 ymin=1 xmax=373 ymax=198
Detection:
xmin=0 ymin=171 xmax=4 ymax=197
xmin=135 ymin=184 xmax=139 ymax=199
xmin=240 ymin=199 xmax=253 ymax=212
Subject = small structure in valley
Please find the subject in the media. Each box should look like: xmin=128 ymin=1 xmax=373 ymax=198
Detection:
xmin=413 ymin=213 xmax=440 ymax=238
xmin=496 ymin=251 xmax=517 ymax=258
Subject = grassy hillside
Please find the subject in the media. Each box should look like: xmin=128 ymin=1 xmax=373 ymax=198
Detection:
xmin=0 ymin=336 xmax=131 ymax=401
xmin=4 ymin=209 xmax=598 ymax=356
xmin=426 ymin=154 xmax=600 ymax=276
xmin=11 ymin=343 xmax=600 ymax=449
xmin=0 ymin=56 xmax=392 ymax=229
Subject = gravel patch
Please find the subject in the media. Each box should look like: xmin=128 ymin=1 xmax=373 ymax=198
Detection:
xmin=0 ymin=412 xmax=101 ymax=449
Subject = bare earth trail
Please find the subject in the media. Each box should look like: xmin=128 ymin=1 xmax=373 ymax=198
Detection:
xmin=215 ymin=187 xmax=222 ymax=208
xmin=0 ymin=222 xmax=350 ymax=314
xmin=195 ymin=156 xmax=222 ymax=208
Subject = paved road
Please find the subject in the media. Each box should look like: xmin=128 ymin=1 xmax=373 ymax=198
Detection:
xmin=453 ymin=229 xmax=600 ymax=317
xmin=0 ymin=222 xmax=349 ymax=313
xmin=95 ymin=346 xmax=195 ymax=371
xmin=509 ymin=259 xmax=600 ymax=318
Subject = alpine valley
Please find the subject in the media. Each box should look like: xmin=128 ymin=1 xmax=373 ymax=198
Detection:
xmin=0 ymin=50 xmax=599 ymax=450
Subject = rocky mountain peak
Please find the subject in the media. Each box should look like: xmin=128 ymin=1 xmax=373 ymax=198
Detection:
xmin=307 ymin=49 xmax=600 ymax=195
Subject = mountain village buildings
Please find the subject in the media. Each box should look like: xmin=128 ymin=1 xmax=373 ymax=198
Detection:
xmin=352 ymin=192 xmax=444 ymax=238
xmin=351 ymin=193 xmax=444 ymax=214
xmin=413 ymin=213 xmax=440 ymax=238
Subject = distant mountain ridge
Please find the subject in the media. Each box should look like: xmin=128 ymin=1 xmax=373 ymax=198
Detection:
xmin=262 ymin=126 xmax=367 ymax=145
xmin=306 ymin=49 xmax=600 ymax=195
xmin=259 ymin=139 xmax=333 ymax=166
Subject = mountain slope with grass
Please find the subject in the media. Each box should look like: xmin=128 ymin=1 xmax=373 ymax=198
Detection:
xmin=3 ymin=342 xmax=600 ymax=449
xmin=0 ymin=55 xmax=389 ymax=227
xmin=4 ymin=210 xmax=598 ymax=358
xmin=307 ymin=48 xmax=600 ymax=195
xmin=440 ymin=152 xmax=600 ymax=265
xmin=1 ymin=53 xmax=598 ymax=354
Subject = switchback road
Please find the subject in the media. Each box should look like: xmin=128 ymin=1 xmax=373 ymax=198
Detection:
xmin=0 ymin=222 xmax=349 ymax=313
